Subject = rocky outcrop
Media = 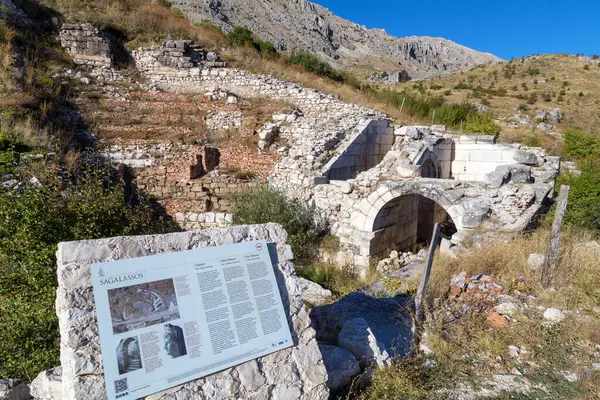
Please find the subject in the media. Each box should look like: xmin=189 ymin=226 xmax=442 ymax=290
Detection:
xmin=310 ymin=292 xmax=413 ymax=359
xmin=297 ymin=278 xmax=332 ymax=306
xmin=31 ymin=224 xmax=328 ymax=400
xmin=172 ymin=0 xmax=500 ymax=78
xmin=317 ymin=345 xmax=360 ymax=393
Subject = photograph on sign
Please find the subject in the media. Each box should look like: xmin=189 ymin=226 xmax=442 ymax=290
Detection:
xmin=91 ymin=240 xmax=293 ymax=400
xmin=108 ymin=278 xmax=180 ymax=334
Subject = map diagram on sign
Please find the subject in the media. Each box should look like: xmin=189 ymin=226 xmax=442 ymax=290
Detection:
xmin=108 ymin=279 xmax=180 ymax=334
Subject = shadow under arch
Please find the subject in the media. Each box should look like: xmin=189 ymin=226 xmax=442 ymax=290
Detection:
xmin=370 ymin=193 xmax=456 ymax=257
xmin=350 ymin=181 xmax=466 ymax=263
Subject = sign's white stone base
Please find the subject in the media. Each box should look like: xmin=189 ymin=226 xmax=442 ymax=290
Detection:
xmin=31 ymin=224 xmax=328 ymax=400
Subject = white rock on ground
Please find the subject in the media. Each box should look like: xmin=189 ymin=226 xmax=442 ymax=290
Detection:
xmin=0 ymin=379 xmax=31 ymax=400
xmin=318 ymin=345 xmax=361 ymax=392
xmin=30 ymin=367 xmax=61 ymax=400
xmin=527 ymin=253 xmax=545 ymax=269
xmin=298 ymin=277 xmax=333 ymax=306
xmin=543 ymin=308 xmax=566 ymax=322
xmin=310 ymin=292 xmax=413 ymax=360
xmin=337 ymin=317 xmax=391 ymax=368
xmin=496 ymin=302 xmax=520 ymax=316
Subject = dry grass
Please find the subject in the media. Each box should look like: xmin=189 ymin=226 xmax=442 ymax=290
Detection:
xmin=428 ymin=228 xmax=600 ymax=307
xmin=360 ymin=228 xmax=600 ymax=399
xmin=392 ymin=54 xmax=600 ymax=142
xmin=0 ymin=20 xmax=16 ymax=92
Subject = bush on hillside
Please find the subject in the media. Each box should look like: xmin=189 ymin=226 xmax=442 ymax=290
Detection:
xmin=227 ymin=26 xmax=254 ymax=47
xmin=374 ymin=89 xmax=500 ymax=135
xmin=232 ymin=186 xmax=321 ymax=266
xmin=558 ymin=160 xmax=600 ymax=234
xmin=288 ymin=51 xmax=342 ymax=82
xmin=556 ymin=128 xmax=600 ymax=234
xmin=563 ymin=127 xmax=600 ymax=160
xmin=227 ymin=26 xmax=277 ymax=57
xmin=0 ymin=165 xmax=179 ymax=380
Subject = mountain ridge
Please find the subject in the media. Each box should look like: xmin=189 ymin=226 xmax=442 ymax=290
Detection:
xmin=172 ymin=0 xmax=502 ymax=79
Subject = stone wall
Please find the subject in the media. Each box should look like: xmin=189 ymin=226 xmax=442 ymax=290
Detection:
xmin=31 ymin=224 xmax=328 ymax=400
xmin=126 ymin=43 xmax=561 ymax=272
xmin=131 ymin=45 xmax=387 ymax=198
xmin=321 ymin=120 xmax=394 ymax=181
xmin=101 ymin=140 xmax=259 ymax=220
xmin=451 ymin=137 xmax=523 ymax=181
xmin=59 ymin=24 xmax=114 ymax=68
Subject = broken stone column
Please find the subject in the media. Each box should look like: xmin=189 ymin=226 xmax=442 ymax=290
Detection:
xmin=258 ymin=123 xmax=280 ymax=151
xmin=30 ymin=224 xmax=328 ymax=400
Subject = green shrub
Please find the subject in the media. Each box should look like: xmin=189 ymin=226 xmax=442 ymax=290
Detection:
xmin=232 ymin=186 xmax=321 ymax=266
xmin=558 ymin=128 xmax=600 ymax=233
xmin=563 ymin=127 xmax=600 ymax=160
xmin=156 ymin=0 xmax=170 ymax=8
xmin=584 ymin=64 xmax=590 ymax=70
xmin=227 ymin=26 xmax=277 ymax=57
xmin=462 ymin=112 xmax=501 ymax=135
xmin=0 ymin=165 xmax=179 ymax=380
xmin=372 ymin=89 xmax=500 ymax=134
xmin=558 ymin=160 xmax=600 ymax=233
xmin=288 ymin=51 xmax=342 ymax=82
xmin=257 ymin=40 xmax=277 ymax=57
xmin=227 ymin=26 xmax=255 ymax=47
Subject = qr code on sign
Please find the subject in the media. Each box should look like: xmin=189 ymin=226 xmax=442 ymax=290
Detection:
xmin=114 ymin=378 xmax=128 ymax=394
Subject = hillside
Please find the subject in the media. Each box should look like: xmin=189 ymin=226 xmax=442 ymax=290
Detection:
xmin=172 ymin=0 xmax=501 ymax=78
xmin=391 ymin=54 xmax=600 ymax=151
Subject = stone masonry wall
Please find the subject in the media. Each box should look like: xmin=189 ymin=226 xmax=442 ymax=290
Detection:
xmin=31 ymin=224 xmax=328 ymax=400
xmin=131 ymin=45 xmax=387 ymax=200
xmin=59 ymin=24 xmax=114 ymax=68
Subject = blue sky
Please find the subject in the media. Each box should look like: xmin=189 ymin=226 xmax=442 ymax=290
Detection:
xmin=313 ymin=0 xmax=599 ymax=60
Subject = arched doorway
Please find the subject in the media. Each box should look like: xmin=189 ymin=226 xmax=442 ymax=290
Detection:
xmin=370 ymin=194 xmax=456 ymax=257
xmin=420 ymin=158 xmax=439 ymax=178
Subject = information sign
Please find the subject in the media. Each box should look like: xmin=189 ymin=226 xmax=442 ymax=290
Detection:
xmin=91 ymin=241 xmax=293 ymax=400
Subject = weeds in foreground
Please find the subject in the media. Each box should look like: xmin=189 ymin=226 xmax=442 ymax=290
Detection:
xmin=358 ymin=228 xmax=600 ymax=399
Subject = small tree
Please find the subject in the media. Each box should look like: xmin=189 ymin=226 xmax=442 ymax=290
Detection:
xmin=232 ymin=187 xmax=322 ymax=266
xmin=227 ymin=26 xmax=255 ymax=47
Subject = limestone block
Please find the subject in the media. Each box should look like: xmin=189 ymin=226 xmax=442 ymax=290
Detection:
xmin=512 ymin=150 xmax=539 ymax=166
xmin=30 ymin=367 xmax=62 ymax=400
xmin=318 ymin=345 xmax=360 ymax=392
xmin=298 ymin=278 xmax=332 ymax=306
xmin=0 ymin=379 xmax=31 ymax=400
xmin=337 ymin=318 xmax=391 ymax=368
xmin=469 ymin=150 xmax=504 ymax=163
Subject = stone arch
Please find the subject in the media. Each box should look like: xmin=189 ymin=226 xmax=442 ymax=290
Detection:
xmin=367 ymin=193 xmax=456 ymax=258
xmin=349 ymin=181 xmax=467 ymax=267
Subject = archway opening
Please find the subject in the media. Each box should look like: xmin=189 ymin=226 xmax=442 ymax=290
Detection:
xmin=370 ymin=194 xmax=456 ymax=258
xmin=420 ymin=158 xmax=439 ymax=178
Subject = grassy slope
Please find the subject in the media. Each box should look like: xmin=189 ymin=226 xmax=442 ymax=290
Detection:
xmin=389 ymin=54 xmax=600 ymax=153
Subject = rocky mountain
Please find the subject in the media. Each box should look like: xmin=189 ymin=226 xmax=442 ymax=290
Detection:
xmin=172 ymin=0 xmax=501 ymax=78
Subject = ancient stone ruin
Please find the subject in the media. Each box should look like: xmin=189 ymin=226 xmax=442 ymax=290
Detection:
xmin=59 ymin=24 xmax=116 ymax=69
xmin=59 ymin=36 xmax=562 ymax=276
